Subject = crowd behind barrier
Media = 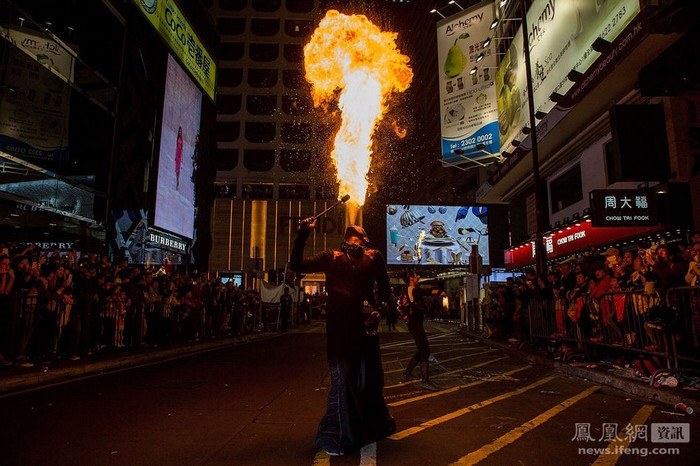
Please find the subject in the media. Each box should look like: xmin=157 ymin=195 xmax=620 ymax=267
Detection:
xmin=0 ymin=243 xmax=309 ymax=368
xmin=476 ymin=237 xmax=700 ymax=373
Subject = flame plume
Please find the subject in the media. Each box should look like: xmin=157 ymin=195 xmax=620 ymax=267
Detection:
xmin=304 ymin=10 xmax=413 ymax=206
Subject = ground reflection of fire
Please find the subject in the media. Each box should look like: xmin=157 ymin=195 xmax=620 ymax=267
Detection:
xmin=304 ymin=10 xmax=413 ymax=209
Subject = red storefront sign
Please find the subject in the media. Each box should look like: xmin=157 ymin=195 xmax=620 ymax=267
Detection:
xmin=504 ymin=220 xmax=664 ymax=269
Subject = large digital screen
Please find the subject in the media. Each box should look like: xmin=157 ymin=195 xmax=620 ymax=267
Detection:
xmin=154 ymin=54 xmax=202 ymax=240
xmin=386 ymin=205 xmax=489 ymax=266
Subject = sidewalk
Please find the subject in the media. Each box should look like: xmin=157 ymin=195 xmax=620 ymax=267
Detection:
xmin=459 ymin=329 xmax=700 ymax=412
xmin=0 ymin=331 xmax=280 ymax=395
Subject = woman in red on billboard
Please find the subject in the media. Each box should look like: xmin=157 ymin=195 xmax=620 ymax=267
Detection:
xmin=175 ymin=127 xmax=183 ymax=190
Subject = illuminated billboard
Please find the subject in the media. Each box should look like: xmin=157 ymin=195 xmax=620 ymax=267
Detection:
xmin=436 ymin=2 xmax=499 ymax=163
xmin=386 ymin=205 xmax=489 ymax=266
xmin=153 ymin=54 xmax=201 ymax=240
xmin=497 ymin=0 xmax=640 ymax=152
xmin=131 ymin=0 xmax=216 ymax=101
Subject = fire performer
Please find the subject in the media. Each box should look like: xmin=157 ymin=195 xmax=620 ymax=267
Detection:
xmin=291 ymin=217 xmax=394 ymax=456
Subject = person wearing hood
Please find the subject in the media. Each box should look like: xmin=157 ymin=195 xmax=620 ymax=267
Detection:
xmin=291 ymin=219 xmax=394 ymax=457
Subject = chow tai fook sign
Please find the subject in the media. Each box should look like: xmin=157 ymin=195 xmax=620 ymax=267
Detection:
xmin=147 ymin=229 xmax=189 ymax=253
xmin=590 ymin=189 xmax=658 ymax=227
xmin=504 ymin=220 xmax=664 ymax=269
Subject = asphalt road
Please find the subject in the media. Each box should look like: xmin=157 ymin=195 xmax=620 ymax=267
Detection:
xmin=1 ymin=321 xmax=698 ymax=466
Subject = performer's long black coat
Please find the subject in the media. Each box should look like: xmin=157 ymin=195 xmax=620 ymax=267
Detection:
xmin=290 ymin=229 xmax=391 ymax=359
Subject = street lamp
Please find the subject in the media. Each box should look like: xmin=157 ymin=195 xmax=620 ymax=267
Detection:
xmin=518 ymin=0 xmax=547 ymax=276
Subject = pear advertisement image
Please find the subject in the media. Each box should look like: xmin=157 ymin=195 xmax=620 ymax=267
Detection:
xmin=443 ymin=32 xmax=470 ymax=78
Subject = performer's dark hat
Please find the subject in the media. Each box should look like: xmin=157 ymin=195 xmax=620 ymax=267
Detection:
xmin=344 ymin=225 xmax=369 ymax=245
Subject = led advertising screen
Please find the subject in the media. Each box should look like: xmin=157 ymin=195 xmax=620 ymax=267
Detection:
xmin=154 ymin=54 xmax=202 ymax=240
xmin=386 ymin=205 xmax=489 ymax=266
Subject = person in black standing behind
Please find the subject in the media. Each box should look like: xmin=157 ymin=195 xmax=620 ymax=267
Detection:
xmin=385 ymin=292 xmax=398 ymax=332
xmin=291 ymin=219 xmax=395 ymax=457
xmin=400 ymin=270 xmax=443 ymax=392
xmin=279 ymin=286 xmax=293 ymax=332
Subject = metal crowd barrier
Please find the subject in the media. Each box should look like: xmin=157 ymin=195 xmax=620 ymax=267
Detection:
xmin=528 ymin=287 xmax=700 ymax=369
xmin=6 ymin=291 xmax=38 ymax=361
xmin=666 ymin=286 xmax=700 ymax=361
xmin=0 ymin=290 xmax=277 ymax=363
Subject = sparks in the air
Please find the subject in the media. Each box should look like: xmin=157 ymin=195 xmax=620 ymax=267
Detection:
xmin=304 ymin=10 xmax=413 ymax=206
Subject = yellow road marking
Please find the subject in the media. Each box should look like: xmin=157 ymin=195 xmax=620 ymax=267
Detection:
xmin=591 ymin=404 xmax=655 ymax=466
xmin=388 ymin=364 xmax=533 ymax=407
xmin=384 ymin=350 xmax=498 ymax=375
xmin=389 ymin=344 xmax=484 ymax=356
xmin=450 ymin=385 xmax=601 ymax=465
xmin=384 ymin=356 xmax=508 ymax=388
xmin=389 ymin=375 xmax=558 ymax=440
xmin=382 ymin=346 xmax=481 ymax=360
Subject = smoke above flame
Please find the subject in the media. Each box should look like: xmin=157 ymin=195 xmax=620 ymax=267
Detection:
xmin=304 ymin=10 xmax=413 ymax=206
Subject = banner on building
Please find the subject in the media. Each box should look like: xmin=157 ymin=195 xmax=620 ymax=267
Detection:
xmin=496 ymin=0 xmax=640 ymax=151
xmin=132 ymin=0 xmax=216 ymax=101
xmin=0 ymin=27 xmax=73 ymax=162
xmin=437 ymin=2 xmax=499 ymax=164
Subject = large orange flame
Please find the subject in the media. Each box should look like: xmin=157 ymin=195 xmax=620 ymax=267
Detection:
xmin=304 ymin=10 xmax=413 ymax=206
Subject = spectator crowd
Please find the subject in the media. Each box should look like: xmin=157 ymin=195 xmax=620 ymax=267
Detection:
xmin=0 ymin=243 xmax=263 ymax=368
xmin=483 ymin=236 xmax=700 ymax=350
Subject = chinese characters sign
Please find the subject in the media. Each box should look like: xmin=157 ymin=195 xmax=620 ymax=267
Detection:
xmin=590 ymin=189 xmax=658 ymax=227
xmin=132 ymin=0 xmax=216 ymax=101
xmin=0 ymin=27 xmax=72 ymax=162
xmin=436 ymin=3 xmax=499 ymax=163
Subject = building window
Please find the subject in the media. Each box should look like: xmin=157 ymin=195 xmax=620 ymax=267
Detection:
xmin=283 ymin=44 xmax=304 ymax=63
xmin=283 ymin=69 xmax=309 ymax=90
xmin=217 ymin=94 xmax=242 ymax=114
xmin=279 ymin=184 xmax=310 ymax=199
xmin=248 ymin=68 xmax=278 ymax=88
xmin=218 ymin=68 xmax=243 ymax=87
xmin=282 ymin=95 xmax=312 ymax=115
xmin=249 ymin=43 xmax=279 ymax=62
xmin=220 ymin=42 xmax=245 ymax=61
xmin=247 ymin=95 xmax=277 ymax=115
xmin=252 ymin=0 xmax=281 ymax=12
xmin=215 ymin=183 xmax=237 ymax=198
xmin=219 ymin=0 xmax=247 ymax=12
xmin=242 ymin=183 xmax=274 ymax=199
xmin=216 ymin=122 xmax=240 ymax=142
xmin=550 ymin=163 xmax=583 ymax=213
xmin=251 ymin=18 xmax=280 ymax=36
xmin=284 ymin=20 xmax=314 ymax=37
xmin=280 ymin=150 xmax=311 ymax=171
xmin=215 ymin=149 xmax=238 ymax=170
xmin=281 ymin=122 xmax=312 ymax=143
xmin=243 ymin=151 xmax=275 ymax=172
xmin=245 ymin=122 xmax=276 ymax=143
xmin=217 ymin=17 xmax=246 ymax=35
xmin=316 ymin=183 xmax=338 ymax=200
xmin=285 ymin=0 xmax=314 ymax=13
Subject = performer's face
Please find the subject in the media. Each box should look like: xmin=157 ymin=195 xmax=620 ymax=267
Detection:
xmin=346 ymin=236 xmax=364 ymax=247
xmin=343 ymin=236 xmax=367 ymax=258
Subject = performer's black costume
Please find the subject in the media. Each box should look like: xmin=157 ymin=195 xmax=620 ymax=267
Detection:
xmin=291 ymin=225 xmax=394 ymax=455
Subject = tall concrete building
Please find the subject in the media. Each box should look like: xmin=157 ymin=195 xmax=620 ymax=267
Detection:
xmin=203 ymin=0 xmax=461 ymax=278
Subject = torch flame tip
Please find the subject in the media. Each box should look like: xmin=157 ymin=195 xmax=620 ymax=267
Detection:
xmin=341 ymin=194 xmax=351 ymax=202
